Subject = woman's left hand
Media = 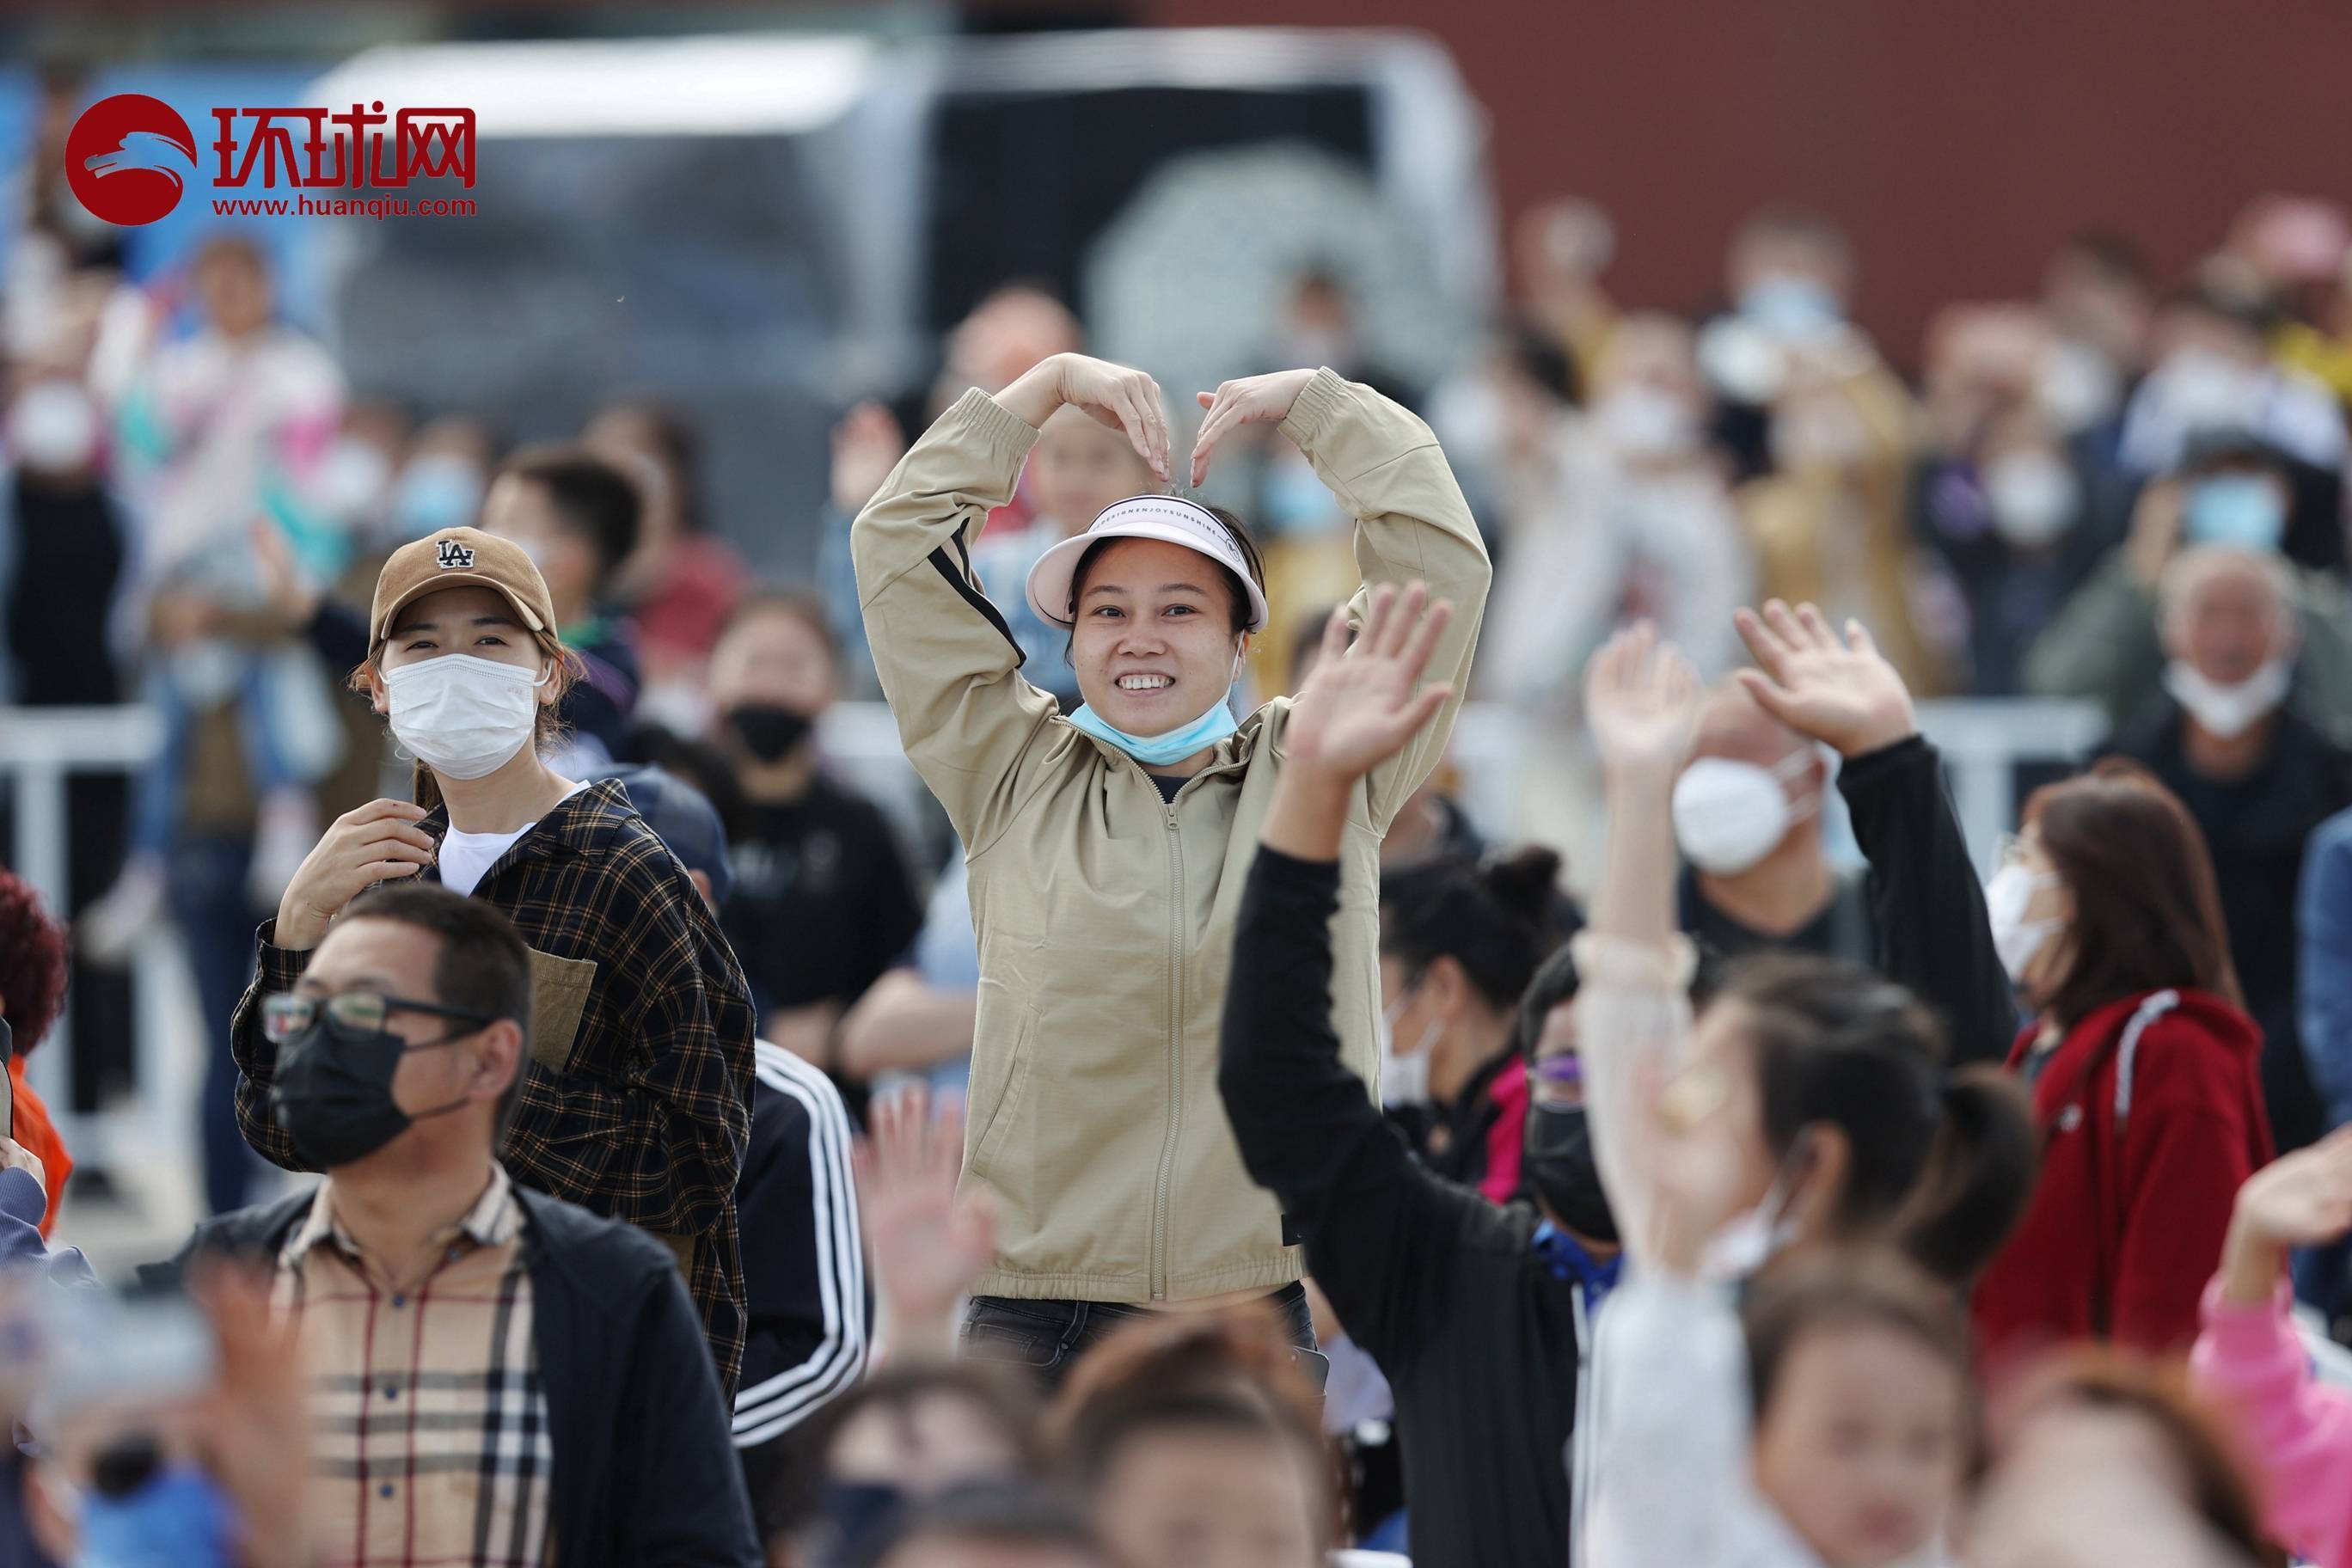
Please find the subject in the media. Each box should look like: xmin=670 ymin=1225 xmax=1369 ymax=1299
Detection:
xmin=1283 ymin=583 xmax=1454 ymax=784
xmin=1191 ymin=369 xmax=1320 ymax=487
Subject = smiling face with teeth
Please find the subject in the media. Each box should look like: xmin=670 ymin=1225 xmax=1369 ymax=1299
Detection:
xmin=1069 ymin=536 xmax=1253 ymax=758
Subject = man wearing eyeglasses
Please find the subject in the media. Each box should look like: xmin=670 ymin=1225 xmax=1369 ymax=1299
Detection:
xmin=147 ymin=881 xmax=761 ymax=1568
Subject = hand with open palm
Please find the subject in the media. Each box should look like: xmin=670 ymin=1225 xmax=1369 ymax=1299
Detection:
xmin=855 ymin=1082 xmax=995 ymax=1361
xmin=1283 ymin=583 xmax=1455 ymax=784
xmin=1733 ymin=599 xmax=1918 ymax=759
xmin=2220 ymin=1127 xmax=2352 ymax=1306
xmin=1583 ymin=621 xmax=1702 ymax=780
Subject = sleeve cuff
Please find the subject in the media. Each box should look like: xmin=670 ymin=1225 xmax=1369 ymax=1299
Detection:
xmin=254 ymin=922 xmax=313 ymax=992
xmin=1277 ymin=368 xmax=1351 ymax=453
xmin=957 ymin=389 xmax=1046 ymax=469
xmin=1252 ymin=844 xmax=1344 ymax=887
xmin=2198 ymin=1274 xmax=2295 ymax=1351
xmin=1570 ymin=930 xmax=1698 ymax=989
xmin=1834 ymin=732 xmax=1934 ymax=797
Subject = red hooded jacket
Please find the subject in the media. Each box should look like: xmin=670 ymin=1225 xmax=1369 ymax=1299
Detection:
xmin=1974 ymin=988 xmax=2271 ymax=1363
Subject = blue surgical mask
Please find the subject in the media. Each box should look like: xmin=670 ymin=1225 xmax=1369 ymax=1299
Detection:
xmin=1068 ymin=689 xmax=1240 ymax=768
xmin=1738 ymin=273 xmax=1842 ymax=338
xmin=388 ymin=454 xmax=485 ymax=541
xmin=2184 ymin=474 xmax=2288 ymax=551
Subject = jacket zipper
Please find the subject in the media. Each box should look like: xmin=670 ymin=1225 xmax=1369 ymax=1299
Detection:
xmin=1151 ymin=799 xmax=1184 ymax=1301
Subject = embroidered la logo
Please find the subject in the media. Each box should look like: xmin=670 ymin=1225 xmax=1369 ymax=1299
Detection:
xmin=435 ymin=538 xmax=475 ymax=570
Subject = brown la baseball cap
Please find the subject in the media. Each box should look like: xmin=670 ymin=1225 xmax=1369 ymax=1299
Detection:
xmin=369 ymin=527 xmax=556 ymax=646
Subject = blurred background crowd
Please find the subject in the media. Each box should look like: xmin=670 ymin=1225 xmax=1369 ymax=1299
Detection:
xmin=3 ymin=0 xmax=2352 ymax=1295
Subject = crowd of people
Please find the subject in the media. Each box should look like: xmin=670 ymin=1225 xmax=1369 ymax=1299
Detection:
xmin=8 ymin=95 xmax=2352 ymax=1565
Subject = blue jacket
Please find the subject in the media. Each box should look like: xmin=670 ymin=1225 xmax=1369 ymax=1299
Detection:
xmin=2300 ymin=806 xmax=2352 ymax=1130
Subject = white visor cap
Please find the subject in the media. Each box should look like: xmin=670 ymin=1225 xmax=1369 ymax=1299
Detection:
xmin=1025 ymin=494 xmax=1269 ymax=633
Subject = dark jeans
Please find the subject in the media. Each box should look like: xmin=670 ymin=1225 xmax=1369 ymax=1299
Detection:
xmin=165 ymin=835 xmax=266 ymax=1216
xmin=960 ymin=1283 xmax=1326 ymax=1392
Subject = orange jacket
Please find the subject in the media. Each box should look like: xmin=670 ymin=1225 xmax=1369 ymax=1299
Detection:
xmin=9 ymin=1055 xmax=71 ymax=1238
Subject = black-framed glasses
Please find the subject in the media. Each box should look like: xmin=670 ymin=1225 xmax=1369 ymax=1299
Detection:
xmin=261 ymin=990 xmax=493 ymax=1046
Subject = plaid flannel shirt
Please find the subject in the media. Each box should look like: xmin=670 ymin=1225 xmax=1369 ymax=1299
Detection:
xmin=232 ymin=779 xmax=757 ymax=1393
xmin=277 ymin=1165 xmax=552 ymax=1566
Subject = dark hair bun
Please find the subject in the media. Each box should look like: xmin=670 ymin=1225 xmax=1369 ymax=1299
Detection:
xmin=1480 ymin=846 xmax=1563 ymax=925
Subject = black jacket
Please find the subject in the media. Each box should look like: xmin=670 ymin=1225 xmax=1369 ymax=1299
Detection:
xmin=145 ymin=1182 xmax=761 ymax=1568
xmin=2111 ymin=699 xmax=2352 ymax=1150
xmin=1216 ymin=737 xmax=2011 ymax=1568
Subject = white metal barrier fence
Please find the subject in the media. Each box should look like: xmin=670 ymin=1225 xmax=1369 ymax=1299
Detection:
xmin=0 ymin=696 xmax=2110 ymax=1185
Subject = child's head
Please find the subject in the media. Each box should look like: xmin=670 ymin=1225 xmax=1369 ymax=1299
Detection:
xmin=1743 ymin=1251 xmax=1976 ymax=1568
xmin=1047 ymin=1308 xmax=1330 ymax=1568
xmin=1030 ymin=405 xmax=1161 ymax=539
xmin=1677 ymin=952 xmax=2038 ymax=1284
xmin=478 ymin=444 xmax=642 ymax=626
xmin=1984 ymin=1350 xmax=2283 ymax=1568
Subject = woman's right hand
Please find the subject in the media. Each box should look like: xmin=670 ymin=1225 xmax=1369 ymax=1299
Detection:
xmin=2219 ymin=1127 xmax=2352 ymax=1306
xmin=1583 ymin=621 xmax=1701 ymax=783
xmin=273 ymin=799 xmax=437 ymax=952
xmin=997 ymin=353 xmax=1170 ymax=482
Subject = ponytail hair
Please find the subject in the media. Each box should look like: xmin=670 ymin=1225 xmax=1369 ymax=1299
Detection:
xmin=1895 ymin=1066 xmax=2039 ymax=1284
xmin=1381 ymin=845 xmax=1565 ymax=1012
xmin=1722 ymin=952 xmax=2038 ymax=1287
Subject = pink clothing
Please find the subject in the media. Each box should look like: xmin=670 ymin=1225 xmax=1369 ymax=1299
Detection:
xmin=2189 ymin=1276 xmax=2352 ymax=1567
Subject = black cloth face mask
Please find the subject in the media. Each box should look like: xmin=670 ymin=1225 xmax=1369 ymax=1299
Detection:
xmin=1525 ymin=1100 xmax=1619 ymax=1245
xmin=270 ymin=1011 xmax=475 ymax=1168
xmin=726 ymin=703 xmax=816 ymax=764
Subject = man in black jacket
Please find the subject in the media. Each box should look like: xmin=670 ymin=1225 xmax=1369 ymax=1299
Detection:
xmin=1220 ymin=591 xmax=2015 ymax=1568
xmin=147 ymin=881 xmax=758 ymax=1568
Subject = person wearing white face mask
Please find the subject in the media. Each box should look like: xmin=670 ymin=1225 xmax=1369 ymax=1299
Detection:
xmin=1671 ymin=683 xmax=1873 ymax=966
xmin=2105 ymin=546 xmax=2352 ymax=1155
xmin=1973 ymin=761 xmax=2271 ymax=1358
xmin=2026 ymin=434 xmax=2352 ymax=741
xmin=224 ymin=524 xmax=759 ymax=1398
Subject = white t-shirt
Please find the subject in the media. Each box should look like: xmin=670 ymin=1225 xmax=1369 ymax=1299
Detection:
xmin=438 ymin=781 xmax=587 ymax=897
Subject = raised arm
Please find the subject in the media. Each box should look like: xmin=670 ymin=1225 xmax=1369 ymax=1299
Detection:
xmin=1195 ymin=370 xmax=1491 ymax=829
xmin=853 ymin=353 xmax=1169 ymax=848
xmin=1226 ymin=590 xmax=1497 ymax=1368
xmin=1733 ymin=600 xmax=2020 ymax=1064
xmin=1572 ymin=624 xmax=1703 ymax=1273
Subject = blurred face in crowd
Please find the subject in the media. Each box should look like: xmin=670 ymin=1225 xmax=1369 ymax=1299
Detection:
xmin=1977 ymin=413 xmax=2084 ymax=552
xmin=1752 ymin=1320 xmax=1970 ymax=1568
xmin=1090 ymin=1425 xmax=1322 ymax=1568
xmin=194 ymin=242 xmax=273 ymax=340
xmin=2163 ymin=553 xmax=2295 ymax=687
xmin=709 ymin=603 xmax=836 ymax=723
xmin=827 ymin=1391 xmax=1027 ymax=1499
xmin=481 ymin=475 xmax=600 ymax=625
xmin=2042 ymin=243 xmax=2151 ymax=368
xmin=584 ymin=407 xmax=685 ymax=552
xmin=1768 ymin=380 xmax=1876 ymax=477
xmin=1031 ymin=407 xmax=1158 ymax=539
xmin=1589 ymin=314 xmax=1710 ymax=462
xmin=882 ymin=1542 xmax=1101 ymax=1568
xmin=1728 ymin=218 xmax=1852 ymax=325
xmin=1069 ymin=539 xmax=1248 ymax=737
xmin=387 ymin=419 xmax=493 ymax=542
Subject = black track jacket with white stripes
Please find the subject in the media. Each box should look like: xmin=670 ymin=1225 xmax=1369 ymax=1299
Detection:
xmin=732 ymin=1040 xmax=868 ymax=1472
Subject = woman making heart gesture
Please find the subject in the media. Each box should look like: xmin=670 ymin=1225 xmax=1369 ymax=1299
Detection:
xmin=851 ymin=351 xmax=1488 ymax=1374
